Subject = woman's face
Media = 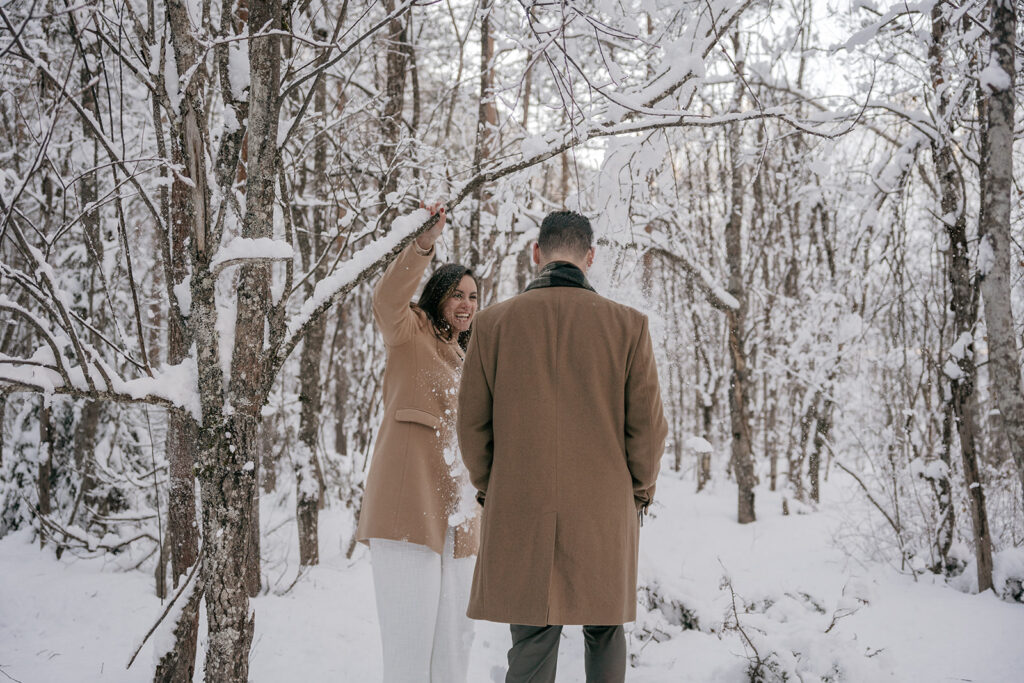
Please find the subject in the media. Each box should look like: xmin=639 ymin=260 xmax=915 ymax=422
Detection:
xmin=441 ymin=274 xmax=478 ymax=334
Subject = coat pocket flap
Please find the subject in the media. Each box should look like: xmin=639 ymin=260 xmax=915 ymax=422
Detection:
xmin=395 ymin=408 xmax=441 ymax=430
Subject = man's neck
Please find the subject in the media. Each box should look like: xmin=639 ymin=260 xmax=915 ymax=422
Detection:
xmin=541 ymin=257 xmax=588 ymax=274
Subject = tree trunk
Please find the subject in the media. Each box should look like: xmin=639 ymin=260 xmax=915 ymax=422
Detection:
xmin=810 ymin=394 xmax=832 ymax=504
xmin=297 ymin=324 xmax=325 ymax=565
xmin=153 ymin=578 xmax=202 ymax=683
xmin=71 ymin=400 xmax=101 ymax=507
xmin=692 ymin=311 xmax=715 ymax=494
xmin=167 ymin=411 xmax=199 ymax=585
xmin=979 ymin=0 xmax=1024 ymax=501
xmin=379 ymin=0 xmax=409 ymax=231
xmin=794 ymin=398 xmax=815 ymax=501
xmin=229 ymin=0 xmax=282 ymax=602
xmin=468 ymin=0 xmax=497 ymax=268
xmin=296 ymin=312 xmax=326 ymax=565
xmin=60 ymin=399 xmax=102 ymax=562
xmin=333 ymin=306 xmax=350 ymax=459
xmin=37 ymin=399 xmax=53 ymax=536
xmin=294 ymin=46 xmax=331 ymax=566
xmin=766 ymin=392 xmax=778 ymax=492
xmin=196 ymin=0 xmax=281 ymax=676
xmin=724 ymin=35 xmax=756 ymax=523
xmin=166 ymin=35 xmax=200 ymax=587
xmin=245 ymin=453 xmax=261 ymax=598
xmin=198 ymin=415 xmax=258 ymax=682
xmin=936 ymin=401 xmax=956 ymax=569
xmin=159 ymin=0 xmax=221 ymax=672
xmin=931 ymin=3 xmax=993 ymax=591
xmin=0 ymin=390 xmax=7 ymax=467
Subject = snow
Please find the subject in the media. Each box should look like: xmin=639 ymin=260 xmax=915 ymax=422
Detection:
xmin=164 ymin=34 xmax=181 ymax=112
xmin=221 ymin=106 xmax=240 ymax=135
xmin=113 ymin=359 xmax=202 ymax=421
xmin=978 ymin=233 xmax=995 ymax=277
xmin=284 ymin=209 xmax=433 ymax=343
xmin=2 ymin=478 xmax=1022 ymax=682
xmin=943 ymin=359 xmax=964 ymax=380
xmin=172 ymin=278 xmax=192 ymax=317
xmin=520 ymin=133 xmax=552 ymax=159
xmin=683 ymin=435 xmax=713 ymax=453
xmin=979 ymin=60 xmax=1011 ymax=93
xmin=644 ymin=230 xmax=740 ymax=310
xmin=228 ymin=36 xmax=250 ymax=101
xmin=949 ymin=331 xmax=973 ymax=360
xmin=211 ymin=237 xmax=294 ymax=271
xmin=910 ymin=457 xmax=950 ymax=481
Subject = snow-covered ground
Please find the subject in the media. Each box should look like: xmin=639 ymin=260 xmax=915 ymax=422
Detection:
xmin=1 ymin=473 xmax=1022 ymax=682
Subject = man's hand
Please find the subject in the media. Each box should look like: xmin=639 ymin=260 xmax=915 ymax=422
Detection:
xmin=415 ymin=201 xmax=447 ymax=250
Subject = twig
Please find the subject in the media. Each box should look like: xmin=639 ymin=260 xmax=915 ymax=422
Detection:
xmin=0 ymin=665 xmax=26 ymax=683
xmin=724 ymin=576 xmax=762 ymax=664
xmin=125 ymin=547 xmax=204 ymax=670
xmin=833 ymin=460 xmax=900 ymax=536
xmin=276 ymin=565 xmax=309 ymax=596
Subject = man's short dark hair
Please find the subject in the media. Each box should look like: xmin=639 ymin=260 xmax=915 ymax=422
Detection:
xmin=538 ymin=211 xmax=593 ymax=258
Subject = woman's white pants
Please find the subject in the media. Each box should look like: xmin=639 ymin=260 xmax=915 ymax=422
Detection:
xmin=369 ymin=529 xmax=475 ymax=683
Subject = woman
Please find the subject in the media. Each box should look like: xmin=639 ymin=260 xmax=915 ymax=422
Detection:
xmin=356 ymin=202 xmax=481 ymax=683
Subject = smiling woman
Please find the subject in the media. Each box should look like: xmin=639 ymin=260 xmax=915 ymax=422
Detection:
xmin=418 ymin=264 xmax=479 ymax=350
xmin=354 ymin=203 xmax=482 ymax=683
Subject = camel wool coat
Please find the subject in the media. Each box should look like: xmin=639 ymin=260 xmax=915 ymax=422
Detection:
xmin=457 ymin=268 xmax=668 ymax=626
xmin=355 ymin=241 xmax=480 ymax=558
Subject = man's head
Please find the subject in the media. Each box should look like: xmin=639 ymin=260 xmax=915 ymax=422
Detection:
xmin=533 ymin=210 xmax=595 ymax=272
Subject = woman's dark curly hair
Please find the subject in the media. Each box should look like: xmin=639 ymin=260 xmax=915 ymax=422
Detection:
xmin=417 ymin=263 xmax=478 ymax=350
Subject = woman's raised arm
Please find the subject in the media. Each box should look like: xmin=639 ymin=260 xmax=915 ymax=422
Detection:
xmin=371 ymin=204 xmax=447 ymax=346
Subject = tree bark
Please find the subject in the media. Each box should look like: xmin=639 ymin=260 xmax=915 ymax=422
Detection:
xmin=810 ymin=393 xmax=832 ymax=504
xmin=691 ymin=310 xmax=715 ymax=493
xmin=468 ymin=0 xmax=497 ymax=268
xmin=294 ymin=38 xmax=331 ymax=566
xmin=931 ymin=3 xmax=992 ymax=590
xmin=296 ymin=320 xmax=325 ymax=565
xmin=198 ymin=414 xmax=258 ymax=682
xmin=979 ymin=0 xmax=1024 ymax=502
xmin=379 ymin=0 xmax=409 ymax=231
xmin=167 ymin=411 xmax=199 ymax=584
xmin=153 ymin=577 xmax=203 ymax=683
xmin=332 ymin=307 xmax=350 ymax=458
xmin=158 ymin=0 xmax=221 ymax=673
xmin=37 ymin=400 xmax=53 ymax=532
xmin=936 ymin=400 xmax=956 ymax=568
xmin=0 ymin=390 xmax=7 ymax=467
xmin=195 ymin=0 xmax=281 ymax=676
xmin=724 ymin=35 xmax=756 ymax=523
xmin=228 ymin=0 xmax=282 ymax=601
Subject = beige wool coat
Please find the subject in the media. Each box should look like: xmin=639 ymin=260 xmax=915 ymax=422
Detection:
xmin=457 ymin=277 xmax=668 ymax=626
xmin=355 ymin=241 xmax=480 ymax=558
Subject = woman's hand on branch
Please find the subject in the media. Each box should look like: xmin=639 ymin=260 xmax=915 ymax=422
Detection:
xmin=416 ymin=201 xmax=447 ymax=251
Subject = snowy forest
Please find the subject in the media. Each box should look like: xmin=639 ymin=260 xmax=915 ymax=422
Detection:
xmin=1 ymin=0 xmax=1023 ymax=681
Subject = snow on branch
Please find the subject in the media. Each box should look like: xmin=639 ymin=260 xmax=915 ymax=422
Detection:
xmin=210 ymin=237 xmax=295 ymax=276
xmin=0 ymin=356 xmax=201 ymax=420
xmin=639 ymin=243 xmax=739 ymax=312
xmin=270 ymin=209 xmax=439 ymax=380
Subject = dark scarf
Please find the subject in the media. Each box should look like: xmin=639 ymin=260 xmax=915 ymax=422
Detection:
xmin=523 ymin=261 xmax=596 ymax=293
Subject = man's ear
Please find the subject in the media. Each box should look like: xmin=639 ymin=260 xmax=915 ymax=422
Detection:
xmin=532 ymin=242 xmax=542 ymax=265
xmin=586 ymin=247 xmax=595 ymax=268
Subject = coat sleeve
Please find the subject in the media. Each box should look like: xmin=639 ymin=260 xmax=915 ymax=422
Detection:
xmin=457 ymin=321 xmax=494 ymax=506
xmin=372 ymin=240 xmax=432 ymax=346
xmin=624 ymin=315 xmax=668 ymax=510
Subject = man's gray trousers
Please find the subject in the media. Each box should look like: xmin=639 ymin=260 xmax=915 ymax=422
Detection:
xmin=505 ymin=624 xmax=626 ymax=683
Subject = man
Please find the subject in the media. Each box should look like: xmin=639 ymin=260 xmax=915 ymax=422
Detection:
xmin=457 ymin=211 xmax=668 ymax=683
